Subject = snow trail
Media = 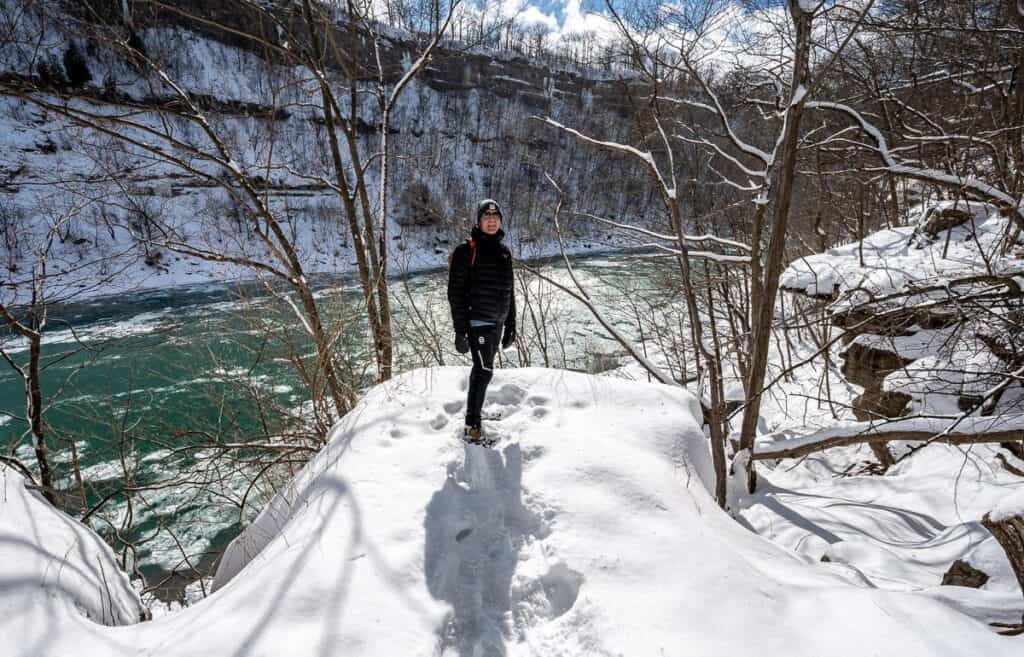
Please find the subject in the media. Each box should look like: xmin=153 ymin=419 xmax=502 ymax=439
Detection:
xmin=2 ymin=368 xmax=1021 ymax=656
xmin=426 ymin=386 xmax=582 ymax=656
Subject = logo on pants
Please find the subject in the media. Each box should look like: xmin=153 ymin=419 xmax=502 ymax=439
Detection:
xmin=478 ymin=336 xmax=485 ymax=344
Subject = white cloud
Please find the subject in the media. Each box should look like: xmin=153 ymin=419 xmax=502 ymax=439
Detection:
xmin=564 ymin=0 xmax=618 ymax=37
xmin=517 ymin=5 xmax=560 ymax=32
xmin=500 ymin=0 xmax=560 ymax=32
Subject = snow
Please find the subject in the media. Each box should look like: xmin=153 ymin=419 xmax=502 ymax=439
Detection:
xmin=843 ymin=326 xmax=972 ymax=363
xmin=989 ymin=489 xmax=1024 ymax=523
xmin=492 ymin=75 xmax=533 ymax=86
xmin=780 ymin=225 xmax=917 ymax=297
xmin=2 ymin=367 xmax=1021 ymax=655
xmin=724 ymin=381 xmax=745 ymax=402
xmin=963 ymin=536 xmax=1021 ymax=593
xmin=883 ymin=345 xmax=1005 ymax=415
xmin=780 ymin=201 xmax=1024 ymax=301
xmin=790 ymin=83 xmax=808 ymax=106
xmin=929 ymin=199 xmax=993 ymax=220
xmin=0 ymin=468 xmax=147 ymax=628
xmin=742 ymin=440 xmax=1024 ymax=624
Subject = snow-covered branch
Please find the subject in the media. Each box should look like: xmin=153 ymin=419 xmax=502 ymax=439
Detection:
xmin=674 ymin=134 xmax=767 ymax=179
xmin=752 ymin=415 xmax=1024 ymax=460
xmin=536 ymin=117 xmax=674 ymax=197
xmin=641 ymin=243 xmax=752 ymax=265
xmin=659 ymin=91 xmax=771 ymax=166
xmin=808 ymin=101 xmax=1024 ymax=228
xmin=577 ymin=213 xmax=752 ymax=252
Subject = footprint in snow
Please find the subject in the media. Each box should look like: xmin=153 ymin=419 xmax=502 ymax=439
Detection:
xmin=424 ymin=443 xmax=573 ymax=656
xmin=489 ymin=383 xmax=527 ymax=407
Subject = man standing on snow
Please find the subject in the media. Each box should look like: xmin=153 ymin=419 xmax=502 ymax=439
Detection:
xmin=447 ymin=198 xmax=517 ymax=445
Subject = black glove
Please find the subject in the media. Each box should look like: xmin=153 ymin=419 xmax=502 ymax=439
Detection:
xmin=501 ymin=325 xmax=516 ymax=349
xmin=455 ymin=333 xmax=470 ymax=354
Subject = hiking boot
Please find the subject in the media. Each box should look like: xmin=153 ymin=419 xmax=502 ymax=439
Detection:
xmin=463 ymin=426 xmax=494 ymax=447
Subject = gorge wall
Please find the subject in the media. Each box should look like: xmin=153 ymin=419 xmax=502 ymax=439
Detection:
xmin=0 ymin=0 xmax=663 ymax=298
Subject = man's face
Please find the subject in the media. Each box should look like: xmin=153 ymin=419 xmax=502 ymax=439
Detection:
xmin=480 ymin=209 xmax=501 ymax=235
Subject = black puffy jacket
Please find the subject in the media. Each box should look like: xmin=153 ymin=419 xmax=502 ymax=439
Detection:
xmin=447 ymin=226 xmax=516 ymax=336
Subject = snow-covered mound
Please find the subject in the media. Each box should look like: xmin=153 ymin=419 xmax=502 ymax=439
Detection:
xmin=0 ymin=467 xmax=147 ymax=631
xmin=2 ymin=367 xmax=1021 ymax=655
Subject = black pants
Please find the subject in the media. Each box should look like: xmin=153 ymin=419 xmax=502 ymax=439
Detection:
xmin=466 ymin=324 xmax=500 ymax=429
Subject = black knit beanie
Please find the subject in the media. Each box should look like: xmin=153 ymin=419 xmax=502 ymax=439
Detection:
xmin=476 ymin=198 xmax=503 ymax=225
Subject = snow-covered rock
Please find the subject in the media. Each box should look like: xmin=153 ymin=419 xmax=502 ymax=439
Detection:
xmin=782 ymin=200 xmax=1024 ymax=418
xmin=2 ymin=367 xmax=1021 ymax=655
xmin=882 ymin=339 xmax=1006 ymax=415
xmin=780 ymin=201 xmax=1023 ymax=301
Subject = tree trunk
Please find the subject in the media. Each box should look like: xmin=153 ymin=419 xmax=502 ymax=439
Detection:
xmin=303 ymin=0 xmax=389 ymax=383
xmin=1012 ymin=2 xmax=1024 ymax=183
xmin=298 ymin=284 xmax=351 ymax=419
xmin=981 ymin=510 xmax=1024 ymax=596
xmin=739 ymin=1 xmax=815 ymax=492
xmin=376 ymin=106 xmax=394 ymax=381
xmin=27 ymin=330 xmax=56 ymax=505
xmin=747 ymin=197 xmax=767 ymax=351
xmin=702 ymin=262 xmax=729 ymax=508
xmin=667 ymin=198 xmax=728 ymax=508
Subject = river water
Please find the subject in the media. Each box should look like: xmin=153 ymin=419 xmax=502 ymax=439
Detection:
xmin=0 ymin=253 xmax=685 ymax=600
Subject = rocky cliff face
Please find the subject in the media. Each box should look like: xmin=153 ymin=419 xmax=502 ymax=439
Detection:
xmin=0 ymin=0 xmax=661 ymax=298
xmin=840 ymin=340 xmax=914 ymax=422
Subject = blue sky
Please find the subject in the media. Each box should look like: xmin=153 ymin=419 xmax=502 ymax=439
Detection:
xmin=528 ymin=0 xmax=605 ymax=20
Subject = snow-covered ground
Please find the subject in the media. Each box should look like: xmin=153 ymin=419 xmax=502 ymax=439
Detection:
xmin=738 ymin=200 xmax=1024 ymax=638
xmin=2 ymin=367 xmax=1020 ymax=655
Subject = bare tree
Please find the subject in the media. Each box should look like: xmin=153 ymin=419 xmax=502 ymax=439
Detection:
xmin=1 ymin=0 xmax=467 ymax=424
xmin=530 ymin=0 xmax=879 ymax=499
xmin=0 ymin=200 xmax=112 ymax=507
